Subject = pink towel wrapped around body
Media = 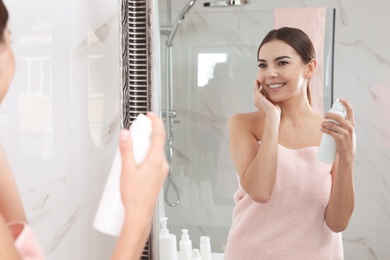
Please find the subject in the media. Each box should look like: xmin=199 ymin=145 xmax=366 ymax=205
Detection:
xmin=7 ymin=221 xmax=45 ymax=260
xmin=224 ymin=142 xmax=343 ymax=260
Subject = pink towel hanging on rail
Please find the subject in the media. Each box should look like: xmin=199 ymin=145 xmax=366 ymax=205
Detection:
xmin=274 ymin=7 xmax=326 ymax=115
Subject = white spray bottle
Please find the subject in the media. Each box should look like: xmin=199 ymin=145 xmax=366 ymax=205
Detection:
xmin=93 ymin=113 xmax=152 ymax=236
xmin=317 ymin=99 xmax=346 ymax=164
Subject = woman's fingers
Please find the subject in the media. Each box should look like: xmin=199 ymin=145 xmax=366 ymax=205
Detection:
xmin=143 ymin=112 xmax=169 ymax=175
xmin=257 ymin=80 xmax=267 ymax=97
xmin=119 ymin=113 xmax=168 ymax=176
xmin=253 ymin=80 xmax=268 ymax=107
xmin=253 ymin=80 xmax=260 ymax=95
xmin=320 ymin=121 xmax=345 ymax=134
xmin=119 ymin=129 xmax=136 ymax=174
xmin=324 ymin=112 xmax=352 ymax=130
xmin=253 ymin=80 xmax=261 ymax=106
xmin=324 ymin=98 xmax=355 ymax=136
xmin=146 ymin=112 xmax=166 ymax=156
xmin=338 ymin=98 xmax=355 ymax=127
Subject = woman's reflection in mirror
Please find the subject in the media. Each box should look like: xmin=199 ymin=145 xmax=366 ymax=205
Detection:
xmin=224 ymin=27 xmax=356 ymax=259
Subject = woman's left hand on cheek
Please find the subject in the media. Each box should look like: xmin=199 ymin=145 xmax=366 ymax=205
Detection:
xmin=320 ymin=98 xmax=356 ymax=159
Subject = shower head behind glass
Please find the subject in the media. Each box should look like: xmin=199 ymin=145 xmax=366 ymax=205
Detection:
xmin=166 ymin=0 xmax=198 ymax=46
xmin=203 ymin=0 xmax=248 ymax=7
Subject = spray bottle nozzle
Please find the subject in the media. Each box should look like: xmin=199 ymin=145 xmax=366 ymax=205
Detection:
xmin=332 ymin=99 xmax=346 ymax=117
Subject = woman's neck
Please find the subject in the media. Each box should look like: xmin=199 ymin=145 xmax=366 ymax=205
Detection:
xmin=278 ymin=97 xmax=318 ymax=126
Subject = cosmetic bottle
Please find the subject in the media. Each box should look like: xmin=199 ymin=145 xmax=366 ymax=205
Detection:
xmin=179 ymin=229 xmax=192 ymax=260
xmin=159 ymin=217 xmax=178 ymax=260
xmin=93 ymin=113 xmax=152 ymax=236
xmin=191 ymin=249 xmax=202 ymax=260
xmin=200 ymin=236 xmax=211 ymax=260
xmin=317 ymin=99 xmax=346 ymax=164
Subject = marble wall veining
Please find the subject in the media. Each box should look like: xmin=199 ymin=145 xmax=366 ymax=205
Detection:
xmin=159 ymin=0 xmax=390 ymax=259
xmin=2 ymin=0 xmax=121 ymax=259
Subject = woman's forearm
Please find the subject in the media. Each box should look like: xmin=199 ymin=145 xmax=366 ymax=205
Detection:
xmin=111 ymin=213 xmax=152 ymax=260
xmin=241 ymin=116 xmax=280 ymax=203
xmin=325 ymin=156 xmax=355 ymax=232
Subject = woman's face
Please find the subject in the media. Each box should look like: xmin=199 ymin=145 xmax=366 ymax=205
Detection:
xmin=0 ymin=28 xmax=15 ymax=103
xmin=257 ymin=39 xmax=310 ymax=103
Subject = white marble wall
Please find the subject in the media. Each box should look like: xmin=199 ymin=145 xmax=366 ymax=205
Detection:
xmin=160 ymin=0 xmax=390 ymax=259
xmin=2 ymin=0 xmax=121 ymax=259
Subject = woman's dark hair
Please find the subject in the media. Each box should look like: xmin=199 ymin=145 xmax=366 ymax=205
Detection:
xmin=0 ymin=0 xmax=9 ymax=42
xmin=257 ymin=27 xmax=316 ymax=105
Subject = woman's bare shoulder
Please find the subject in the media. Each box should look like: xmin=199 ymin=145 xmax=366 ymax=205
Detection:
xmin=229 ymin=111 xmax=265 ymax=139
xmin=229 ymin=110 xmax=265 ymax=123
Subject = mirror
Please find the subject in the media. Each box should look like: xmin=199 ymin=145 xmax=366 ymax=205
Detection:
xmin=158 ymin=3 xmax=336 ymax=257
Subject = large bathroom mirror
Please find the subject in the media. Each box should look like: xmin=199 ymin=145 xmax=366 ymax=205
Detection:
xmin=157 ymin=2 xmax=336 ymax=257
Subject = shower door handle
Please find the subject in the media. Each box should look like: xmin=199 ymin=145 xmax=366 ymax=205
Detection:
xmin=161 ymin=110 xmax=177 ymax=119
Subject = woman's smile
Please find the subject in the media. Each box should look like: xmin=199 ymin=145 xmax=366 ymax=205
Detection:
xmin=267 ymin=83 xmax=286 ymax=89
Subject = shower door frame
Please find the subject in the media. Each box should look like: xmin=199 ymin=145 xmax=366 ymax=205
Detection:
xmin=119 ymin=0 xmax=161 ymax=259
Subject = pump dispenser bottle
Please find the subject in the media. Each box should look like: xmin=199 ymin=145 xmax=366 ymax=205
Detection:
xmin=179 ymin=229 xmax=192 ymax=260
xmin=93 ymin=114 xmax=152 ymax=236
xmin=317 ymin=99 xmax=346 ymax=164
xmin=159 ymin=217 xmax=178 ymax=260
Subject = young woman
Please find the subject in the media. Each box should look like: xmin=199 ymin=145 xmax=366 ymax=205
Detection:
xmin=0 ymin=1 xmax=169 ymax=259
xmin=0 ymin=0 xmax=26 ymax=227
xmin=224 ymin=27 xmax=356 ymax=259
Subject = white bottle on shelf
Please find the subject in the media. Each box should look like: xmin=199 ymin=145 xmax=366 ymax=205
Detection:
xmin=191 ymin=249 xmax=202 ymax=260
xmin=93 ymin=114 xmax=152 ymax=236
xmin=200 ymin=236 xmax=211 ymax=260
xmin=179 ymin=229 xmax=192 ymax=260
xmin=159 ymin=217 xmax=178 ymax=260
xmin=317 ymin=99 xmax=346 ymax=164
